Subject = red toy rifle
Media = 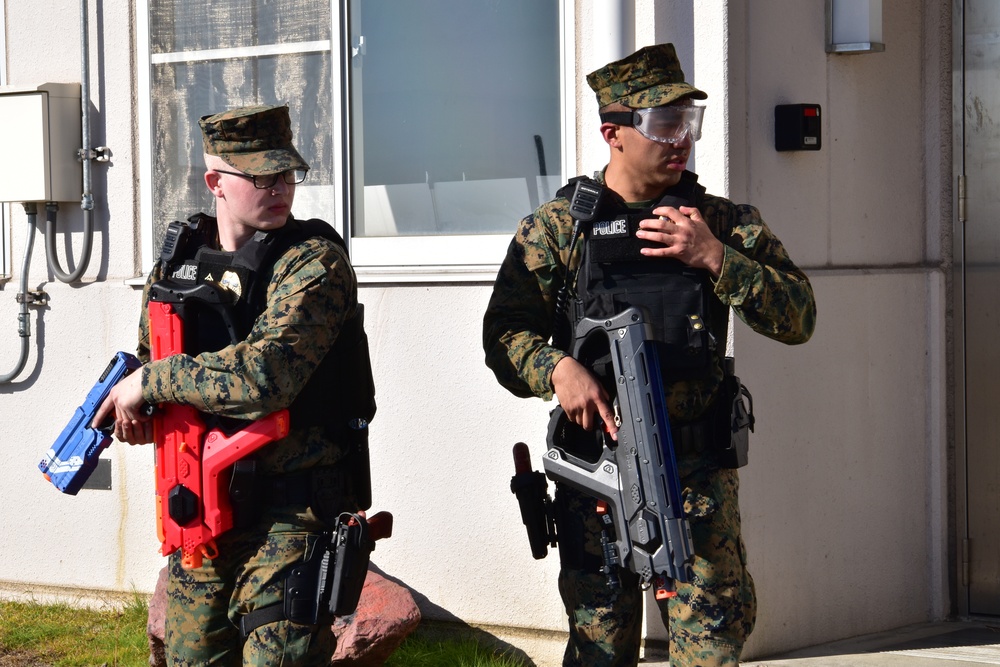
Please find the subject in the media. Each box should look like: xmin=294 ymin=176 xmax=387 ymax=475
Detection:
xmin=148 ymin=283 xmax=289 ymax=569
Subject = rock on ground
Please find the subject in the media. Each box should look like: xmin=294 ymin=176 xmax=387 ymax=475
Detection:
xmin=147 ymin=564 xmax=421 ymax=666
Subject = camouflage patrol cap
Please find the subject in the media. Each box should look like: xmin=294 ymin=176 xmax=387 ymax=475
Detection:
xmin=199 ymin=104 xmax=309 ymax=176
xmin=586 ymin=43 xmax=707 ymax=108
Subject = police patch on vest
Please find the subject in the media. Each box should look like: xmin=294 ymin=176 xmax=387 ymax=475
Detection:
xmin=170 ymin=263 xmax=197 ymax=282
xmin=588 ymin=213 xmax=652 ymax=263
xmin=591 ymin=217 xmax=629 ymax=238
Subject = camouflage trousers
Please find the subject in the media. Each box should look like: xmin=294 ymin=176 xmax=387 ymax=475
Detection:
xmin=164 ymin=506 xmax=336 ymax=666
xmin=554 ymin=465 xmax=756 ymax=667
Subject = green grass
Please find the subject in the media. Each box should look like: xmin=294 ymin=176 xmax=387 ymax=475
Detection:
xmin=384 ymin=633 xmax=529 ymax=667
xmin=0 ymin=596 xmax=150 ymax=666
xmin=0 ymin=598 xmax=530 ymax=667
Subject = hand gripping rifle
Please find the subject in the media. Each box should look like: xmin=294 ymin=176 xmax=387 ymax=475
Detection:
xmin=148 ymin=280 xmax=290 ymax=569
xmin=511 ymin=306 xmax=695 ymax=598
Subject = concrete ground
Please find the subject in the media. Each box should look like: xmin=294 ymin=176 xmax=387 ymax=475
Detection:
xmin=640 ymin=620 xmax=1000 ymax=666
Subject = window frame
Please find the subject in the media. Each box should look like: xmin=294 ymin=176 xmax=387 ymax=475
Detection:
xmin=137 ymin=0 xmax=574 ymax=283
xmin=0 ymin=4 xmax=8 ymax=280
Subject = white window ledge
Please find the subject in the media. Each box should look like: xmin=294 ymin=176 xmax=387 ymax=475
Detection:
xmin=355 ymin=264 xmax=500 ymax=284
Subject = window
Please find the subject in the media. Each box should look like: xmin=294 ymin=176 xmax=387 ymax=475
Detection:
xmin=345 ymin=0 xmax=567 ymax=272
xmin=139 ymin=0 xmax=337 ymax=269
xmin=140 ymin=0 xmax=570 ymax=278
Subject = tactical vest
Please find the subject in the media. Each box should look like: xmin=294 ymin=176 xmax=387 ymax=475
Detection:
xmin=560 ymin=172 xmax=727 ymax=382
xmin=155 ymin=214 xmax=377 ymax=433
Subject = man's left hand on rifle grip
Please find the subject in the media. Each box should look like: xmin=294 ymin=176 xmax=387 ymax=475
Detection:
xmin=92 ymin=370 xmax=154 ymax=445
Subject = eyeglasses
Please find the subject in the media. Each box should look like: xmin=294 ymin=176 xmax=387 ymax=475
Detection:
xmin=600 ymin=104 xmax=706 ymax=144
xmin=213 ymin=168 xmax=309 ymax=189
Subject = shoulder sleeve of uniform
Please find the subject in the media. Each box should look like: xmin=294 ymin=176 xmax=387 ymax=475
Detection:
xmin=708 ymin=201 xmax=817 ymax=344
xmin=483 ymin=204 xmax=571 ymax=400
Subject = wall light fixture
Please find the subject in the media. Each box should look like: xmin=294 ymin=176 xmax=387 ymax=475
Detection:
xmin=826 ymin=0 xmax=884 ymax=54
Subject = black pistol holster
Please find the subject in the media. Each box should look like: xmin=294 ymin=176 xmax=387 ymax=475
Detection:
xmin=238 ymin=512 xmax=375 ymax=639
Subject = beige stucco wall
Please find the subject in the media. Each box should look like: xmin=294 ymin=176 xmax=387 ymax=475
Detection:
xmin=0 ymin=1 xmax=952 ymax=666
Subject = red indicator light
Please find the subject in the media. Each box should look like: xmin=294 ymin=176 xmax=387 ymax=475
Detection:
xmin=804 ymin=107 xmax=819 ymax=117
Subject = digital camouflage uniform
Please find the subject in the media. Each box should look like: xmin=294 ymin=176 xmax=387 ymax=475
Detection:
xmin=136 ymin=105 xmax=360 ymax=665
xmin=138 ymin=227 xmax=358 ymax=665
xmin=482 ymin=45 xmax=816 ymax=667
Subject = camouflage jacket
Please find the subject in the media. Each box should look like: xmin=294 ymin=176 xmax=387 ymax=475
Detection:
xmin=137 ymin=216 xmax=359 ymax=474
xmin=483 ymin=171 xmax=816 ymax=422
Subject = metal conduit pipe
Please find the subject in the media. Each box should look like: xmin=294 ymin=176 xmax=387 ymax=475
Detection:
xmin=45 ymin=204 xmax=94 ymax=283
xmin=45 ymin=0 xmax=95 ymax=283
xmin=0 ymin=204 xmax=38 ymax=384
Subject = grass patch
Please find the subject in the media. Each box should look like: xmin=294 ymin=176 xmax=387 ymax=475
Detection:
xmin=385 ymin=632 xmax=529 ymax=667
xmin=0 ymin=596 xmax=149 ymax=666
xmin=0 ymin=599 xmax=530 ymax=667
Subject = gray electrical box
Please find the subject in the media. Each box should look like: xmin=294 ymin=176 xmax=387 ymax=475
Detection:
xmin=0 ymin=83 xmax=82 ymax=203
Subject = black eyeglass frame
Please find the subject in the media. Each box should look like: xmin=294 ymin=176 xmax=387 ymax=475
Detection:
xmin=212 ymin=168 xmax=309 ymax=190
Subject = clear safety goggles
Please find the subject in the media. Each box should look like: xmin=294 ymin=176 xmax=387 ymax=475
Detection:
xmin=600 ymin=104 xmax=706 ymax=144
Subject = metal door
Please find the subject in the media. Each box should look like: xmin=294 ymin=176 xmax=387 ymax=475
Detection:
xmin=962 ymin=0 xmax=1000 ymax=616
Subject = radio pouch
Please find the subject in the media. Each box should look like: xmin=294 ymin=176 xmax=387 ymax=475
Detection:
xmin=717 ymin=359 xmax=755 ymax=469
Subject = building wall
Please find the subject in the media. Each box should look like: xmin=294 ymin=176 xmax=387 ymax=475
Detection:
xmin=0 ymin=1 xmax=952 ymax=665
xmin=719 ymin=0 xmax=952 ymax=658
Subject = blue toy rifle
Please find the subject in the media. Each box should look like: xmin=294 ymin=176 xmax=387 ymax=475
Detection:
xmin=511 ymin=306 xmax=695 ymax=598
xmin=39 ymin=351 xmax=143 ymax=495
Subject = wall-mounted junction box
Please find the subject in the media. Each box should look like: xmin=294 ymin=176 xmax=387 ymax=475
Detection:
xmin=774 ymin=103 xmax=822 ymax=152
xmin=0 ymin=83 xmax=82 ymax=203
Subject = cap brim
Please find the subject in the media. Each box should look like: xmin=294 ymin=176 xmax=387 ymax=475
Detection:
xmin=620 ymin=83 xmax=707 ymax=108
xmin=220 ymin=148 xmax=310 ymax=175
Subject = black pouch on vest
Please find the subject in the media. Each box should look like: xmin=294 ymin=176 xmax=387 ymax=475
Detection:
xmin=316 ymin=420 xmax=373 ymax=518
xmin=345 ymin=419 xmax=372 ymax=511
xmin=716 ymin=359 xmax=755 ymax=469
xmin=579 ymin=257 xmax=713 ymax=375
xmin=229 ymin=459 xmax=263 ymax=529
xmin=309 ymin=467 xmax=346 ymax=525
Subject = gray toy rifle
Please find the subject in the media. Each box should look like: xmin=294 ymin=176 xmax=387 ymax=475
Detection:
xmin=511 ymin=306 xmax=695 ymax=598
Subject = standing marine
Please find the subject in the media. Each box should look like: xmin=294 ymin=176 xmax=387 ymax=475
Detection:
xmin=93 ymin=104 xmax=376 ymax=664
xmin=483 ymin=43 xmax=816 ymax=666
